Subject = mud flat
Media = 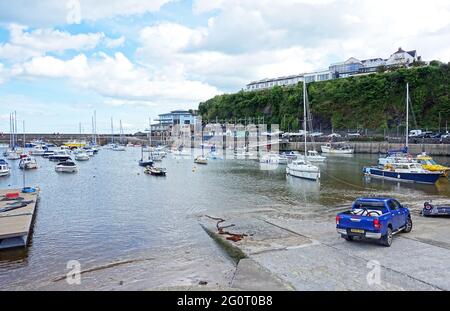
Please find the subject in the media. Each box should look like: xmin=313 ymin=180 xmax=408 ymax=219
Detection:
xmin=199 ymin=200 xmax=450 ymax=291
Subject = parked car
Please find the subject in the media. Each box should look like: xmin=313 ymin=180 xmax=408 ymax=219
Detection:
xmin=347 ymin=132 xmax=361 ymax=138
xmin=327 ymin=133 xmax=342 ymax=138
xmin=336 ymin=198 xmax=412 ymax=247
xmin=409 ymin=129 xmax=422 ymax=137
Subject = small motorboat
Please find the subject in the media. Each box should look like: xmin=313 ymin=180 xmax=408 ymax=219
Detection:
xmin=42 ymin=150 xmax=55 ymax=158
xmin=139 ymin=159 xmax=154 ymax=167
xmin=112 ymin=144 xmax=126 ymax=151
xmin=286 ymin=159 xmax=320 ymax=181
xmin=259 ymin=153 xmax=287 ymax=165
xmin=144 ymin=166 xmax=166 ymax=176
xmin=75 ymin=152 xmax=90 ymax=161
xmin=19 ymin=156 xmax=38 ymax=169
xmin=30 ymin=145 xmax=47 ymax=156
xmin=0 ymin=159 xmax=10 ymax=177
xmin=422 ymin=202 xmax=450 ymax=217
xmin=6 ymin=149 xmax=20 ymax=160
xmin=55 ymin=160 xmax=78 ymax=173
xmin=194 ymin=155 xmax=208 ymax=165
xmin=321 ymin=143 xmax=354 ymax=154
xmin=48 ymin=149 xmax=72 ymax=162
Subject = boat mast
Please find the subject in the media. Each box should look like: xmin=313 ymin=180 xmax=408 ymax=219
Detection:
xmin=149 ymin=117 xmax=152 ymax=148
xmin=111 ymin=117 xmax=114 ymax=144
xmin=15 ymin=111 xmax=17 ymax=149
xmin=119 ymin=120 xmax=123 ymax=145
xmin=23 ymin=120 xmax=25 ymax=148
xmin=303 ymin=80 xmax=307 ymax=159
xmin=94 ymin=110 xmax=97 ymax=145
xmin=406 ymin=83 xmax=409 ymax=149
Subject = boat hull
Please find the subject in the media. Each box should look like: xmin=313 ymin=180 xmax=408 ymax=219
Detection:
xmin=286 ymin=165 xmax=320 ymax=181
xmin=55 ymin=166 xmax=77 ymax=173
xmin=363 ymin=167 xmax=441 ymax=184
xmin=321 ymin=146 xmax=354 ymax=154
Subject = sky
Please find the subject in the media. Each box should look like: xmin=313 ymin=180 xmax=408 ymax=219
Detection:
xmin=0 ymin=0 xmax=449 ymax=134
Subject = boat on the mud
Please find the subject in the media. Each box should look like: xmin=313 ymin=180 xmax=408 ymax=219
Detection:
xmin=144 ymin=166 xmax=167 ymax=176
xmin=194 ymin=155 xmax=208 ymax=165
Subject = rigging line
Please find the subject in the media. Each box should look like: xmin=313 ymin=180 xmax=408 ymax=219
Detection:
xmin=321 ymin=170 xmax=377 ymax=191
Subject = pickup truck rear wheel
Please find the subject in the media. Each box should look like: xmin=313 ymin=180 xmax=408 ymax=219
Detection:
xmin=344 ymin=235 xmax=354 ymax=242
xmin=403 ymin=216 xmax=413 ymax=233
xmin=381 ymin=227 xmax=393 ymax=247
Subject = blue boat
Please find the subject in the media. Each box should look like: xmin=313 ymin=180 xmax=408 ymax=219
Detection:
xmin=363 ymin=162 xmax=441 ymax=184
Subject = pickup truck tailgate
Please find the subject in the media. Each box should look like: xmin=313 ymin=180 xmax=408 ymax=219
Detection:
xmin=339 ymin=214 xmax=375 ymax=231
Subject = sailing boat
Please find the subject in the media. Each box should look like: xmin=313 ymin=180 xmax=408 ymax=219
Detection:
xmin=286 ymin=81 xmax=320 ymax=181
xmin=6 ymin=112 xmax=20 ymax=160
xmin=364 ymin=83 xmax=441 ymax=184
xmin=194 ymin=124 xmax=208 ymax=165
xmin=139 ymin=122 xmax=153 ymax=167
xmin=112 ymin=120 xmax=126 ymax=151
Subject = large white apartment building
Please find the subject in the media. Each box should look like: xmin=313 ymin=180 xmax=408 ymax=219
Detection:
xmin=245 ymin=48 xmax=421 ymax=91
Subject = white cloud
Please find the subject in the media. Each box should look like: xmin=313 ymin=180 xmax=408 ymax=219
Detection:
xmin=0 ymin=0 xmax=173 ymax=26
xmin=15 ymin=52 xmax=219 ymax=106
xmin=0 ymin=24 xmax=104 ymax=62
xmin=104 ymin=36 xmax=126 ymax=48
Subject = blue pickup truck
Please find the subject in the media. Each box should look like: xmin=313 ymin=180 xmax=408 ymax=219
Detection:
xmin=336 ymin=198 xmax=413 ymax=247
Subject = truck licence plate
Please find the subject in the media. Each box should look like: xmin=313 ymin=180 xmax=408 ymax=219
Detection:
xmin=350 ymin=229 xmax=365 ymax=234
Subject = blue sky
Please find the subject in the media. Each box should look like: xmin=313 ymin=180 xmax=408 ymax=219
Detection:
xmin=0 ymin=0 xmax=449 ymax=133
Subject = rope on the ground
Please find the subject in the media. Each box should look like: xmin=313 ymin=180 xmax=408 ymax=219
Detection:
xmin=204 ymin=215 xmax=250 ymax=242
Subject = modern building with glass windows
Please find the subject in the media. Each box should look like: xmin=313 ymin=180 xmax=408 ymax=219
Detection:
xmin=155 ymin=110 xmax=197 ymax=126
xmin=245 ymin=48 xmax=421 ymax=92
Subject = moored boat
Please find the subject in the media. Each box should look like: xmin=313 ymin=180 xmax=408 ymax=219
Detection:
xmin=19 ymin=156 xmax=38 ymax=169
xmin=0 ymin=159 xmax=10 ymax=177
xmin=363 ymin=162 xmax=441 ymax=184
xmin=321 ymin=143 xmax=354 ymax=154
xmin=259 ymin=153 xmax=287 ymax=165
xmin=415 ymin=153 xmax=449 ymax=177
xmin=194 ymin=155 xmax=208 ymax=165
xmin=55 ymin=160 xmax=78 ymax=173
xmin=75 ymin=152 xmax=90 ymax=161
xmin=286 ymin=159 xmax=321 ymax=180
xmin=144 ymin=166 xmax=167 ymax=176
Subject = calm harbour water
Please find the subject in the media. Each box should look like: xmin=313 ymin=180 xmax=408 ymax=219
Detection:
xmin=1 ymin=147 xmax=449 ymax=290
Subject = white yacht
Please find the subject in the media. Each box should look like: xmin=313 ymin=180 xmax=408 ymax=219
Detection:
xmin=286 ymin=159 xmax=321 ymax=180
xmin=286 ymin=81 xmax=320 ymax=181
xmin=48 ymin=149 xmax=72 ymax=162
xmin=19 ymin=156 xmax=38 ymax=169
xmin=30 ymin=145 xmax=47 ymax=156
xmin=260 ymin=153 xmax=288 ymax=165
xmin=55 ymin=160 xmax=78 ymax=173
xmin=0 ymin=159 xmax=10 ymax=177
xmin=321 ymin=143 xmax=354 ymax=154
xmin=194 ymin=155 xmax=208 ymax=165
xmin=112 ymin=144 xmax=126 ymax=151
xmin=297 ymin=150 xmax=326 ymax=162
xmin=75 ymin=152 xmax=90 ymax=161
xmin=6 ymin=149 xmax=20 ymax=160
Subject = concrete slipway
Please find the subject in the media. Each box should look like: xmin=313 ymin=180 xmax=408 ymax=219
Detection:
xmin=199 ymin=199 xmax=450 ymax=291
